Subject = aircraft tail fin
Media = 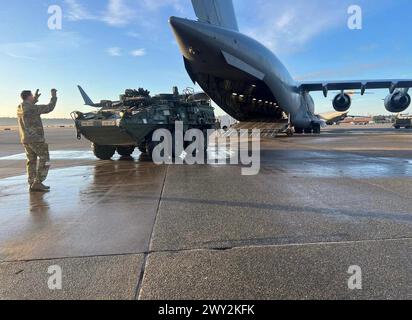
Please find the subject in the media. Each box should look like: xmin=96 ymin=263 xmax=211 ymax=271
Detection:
xmin=191 ymin=0 xmax=239 ymax=31
xmin=77 ymin=85 xmax=95 ymax=106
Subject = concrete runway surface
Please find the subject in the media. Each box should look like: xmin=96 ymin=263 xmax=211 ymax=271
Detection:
xmin=0 ymin=125 xmax=411 ymax=300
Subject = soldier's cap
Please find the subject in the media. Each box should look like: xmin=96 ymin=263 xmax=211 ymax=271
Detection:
xmin=21 ymin=90 xmax=33 ymax=101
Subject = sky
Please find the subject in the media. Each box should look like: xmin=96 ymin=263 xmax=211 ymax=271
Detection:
xmin=0 ymin=0 xmax=411 ymax=118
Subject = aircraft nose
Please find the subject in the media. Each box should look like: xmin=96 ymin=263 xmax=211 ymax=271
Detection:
xmin=169 ymin=16 xmax=217 ymax=60
xmin=169 ymin=16 xmax=188 ymax=33
xmin=169 ymin=16 xmax=182 ymax=30
xmin=169 ymin=16 xmax=203 ymax=39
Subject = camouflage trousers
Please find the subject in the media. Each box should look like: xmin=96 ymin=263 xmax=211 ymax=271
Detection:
xmin=23 ymin=143 xmax=50 ymax=185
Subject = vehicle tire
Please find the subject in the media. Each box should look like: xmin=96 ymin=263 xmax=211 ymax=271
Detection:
xmin=137 ymin=143 xmax=147 ymax=154
xmin=147 ymin=139 xmax=159 ymax=159
xmin=294 ymin=127 xmax=304 ymax=134
xmin=92 ymin=144 xmax=116 ymax=160
xmin=312 ymin=124 xmax=321 ymax=134
xmin=117 ymin=146 xmax=135 ymax=157
xmin=406 ymin=126 xmax=411 ymax=129
xmin=394 ymin=126 xmax=401 ymax=129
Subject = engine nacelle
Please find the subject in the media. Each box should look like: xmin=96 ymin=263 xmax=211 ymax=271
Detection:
xmin=384 ymin=90 xmax=411 ymax=113
xmin=332 ymin=93 xmax=352 ymax=112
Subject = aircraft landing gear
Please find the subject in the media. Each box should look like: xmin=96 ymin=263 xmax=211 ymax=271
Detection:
xmin=312 ymin=123 xmax=321 ymax=134
xmin=294 ymin=124 xmax=321 ymax=135
xmin=294 ymin=127 xmax=304 ymax=134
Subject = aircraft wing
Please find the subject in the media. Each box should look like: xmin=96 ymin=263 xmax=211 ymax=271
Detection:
xmin=191 ymin=0 xmax=239 ymax=31
xmin=299 ymin=80 xmax=412 ymax=97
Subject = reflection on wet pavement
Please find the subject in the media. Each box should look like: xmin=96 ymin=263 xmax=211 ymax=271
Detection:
xmin=2 ymin=126 xmax=412 ymax=299
xmin=1 ymin=143 xmax=412 ymax=262
xmin=261 ymin=150 xmax=412 ymax=178
xmin=0 ymin=161 xmax=167 ymax=261
xmin=0 ymin=150 xmax=142 ymax=161
xmin=0 ymin=147 xmax=234 ymax=163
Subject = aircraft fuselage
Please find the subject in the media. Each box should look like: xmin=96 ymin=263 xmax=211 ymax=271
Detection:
xmin=170 ymin=17 xmax=316 ymax=128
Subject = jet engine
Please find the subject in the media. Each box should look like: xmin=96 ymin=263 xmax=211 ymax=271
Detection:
xmin=384 ymin=90 xmax=411 ymax=113
xmin=332 ymin=92 xmax=352 ymax=112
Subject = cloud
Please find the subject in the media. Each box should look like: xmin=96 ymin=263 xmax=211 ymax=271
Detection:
xmin=64 ymin=0 xmax=98 ymax=21
xmin=358 ymin=43 xmax=379 ymax=52
xmin=130 ymin=48 xmax=146 ymax=57
xmin=126 ymin=31 xmax=140 ymax=38
xmin=106 ymin=47 xmax=146 ymax=57
xmin=65 ymin=0 xmax=135 ymax=27
xmin=2 ymin=53 xmax=37 ymax=60
xmin=0 ymin=42 xmax=41 ymax=60
xmin=106 ymin=47 xmax=122 ymax=56
xmin=242 ymin=0 xmax=360 ymax=54
xmin=296 ymin=60 xmax=395 ymax=81
xmin=0 ymin=32 xmax=85 ymax=60
xmin=64 ymin=0 xmax=190 ymax=29
xmin=139 ymin=0 xmax=186 ymax=14
xmin=102 ymin=0 xmax=135 ymax=27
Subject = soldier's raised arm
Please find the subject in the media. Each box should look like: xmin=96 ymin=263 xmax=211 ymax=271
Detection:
xmin=33 ymin=89 xmax=41 ymax=104
xmin=36 ymin=89 xmax=58 ymax=114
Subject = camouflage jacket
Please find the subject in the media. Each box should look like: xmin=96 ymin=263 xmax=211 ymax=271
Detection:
xmin=17 ymin=98 xmax=57 ymax=144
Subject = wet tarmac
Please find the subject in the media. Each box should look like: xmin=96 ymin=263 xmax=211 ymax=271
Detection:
xmin=0 ymin=126 xmax=412 ymax=300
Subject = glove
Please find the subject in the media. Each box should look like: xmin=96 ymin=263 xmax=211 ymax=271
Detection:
xmin=34 ymin=89 xmax=41 ymax=104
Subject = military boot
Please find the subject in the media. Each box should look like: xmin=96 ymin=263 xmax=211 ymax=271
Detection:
xmin=30 ymin=182 xmax=50 ymax=193
xmin=42 ymin=183 xmax=51 ymax=190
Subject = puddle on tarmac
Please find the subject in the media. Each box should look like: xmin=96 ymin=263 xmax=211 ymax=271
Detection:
xmin=0 ymin=146 xmax=234 ymax=162
xmin=263 ymin=157 xmax=412 ymax=178
xmin=0 ymin=147 xmax=234 ymax=193
xmin=0 ymin=150 xmax=100 ymax=161
xmin=3 ymin=149 xmax=412 ymax=178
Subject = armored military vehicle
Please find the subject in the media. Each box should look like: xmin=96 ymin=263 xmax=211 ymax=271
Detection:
xmin=394 ymin=113 xmax=412 ymax=129
xmin=71 ymin=86 xmax=216 ymax=160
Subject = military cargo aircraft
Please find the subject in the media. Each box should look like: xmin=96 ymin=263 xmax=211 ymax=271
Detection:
xmin=169 ymin=0 xmax=412 ymax=134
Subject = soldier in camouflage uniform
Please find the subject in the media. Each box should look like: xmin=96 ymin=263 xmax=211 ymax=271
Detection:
xmin=17 ymin=89 xmax=58 ymax=192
